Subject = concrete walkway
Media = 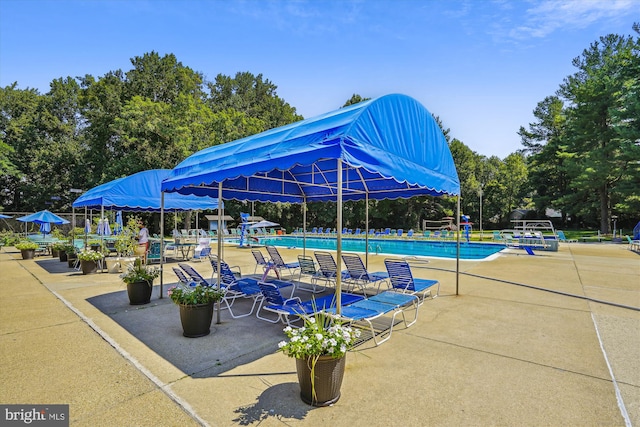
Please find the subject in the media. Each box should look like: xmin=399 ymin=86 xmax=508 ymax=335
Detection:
xmin=0 ymin=242 xmax=638 ymax=426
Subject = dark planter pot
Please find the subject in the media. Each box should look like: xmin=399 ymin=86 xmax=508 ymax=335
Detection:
xmin=296 ymin=355 xmax=346 ymax=407
xmin=59 ymin=251 xmax=68 ymax=262
xmin=179 ymin=302 xmax=214 ymax=338
xmin=67 ymin=254 xmax=77 ymax=268
xmin=51 ymin=249 xmax=60 ymax=258
xmin=20 ymin=249 xmax=35 ymax=260
xmin=127 ymin=280 xmax=153 ymax=305
xmin=80 ymin=260 xmax=98 ymax=275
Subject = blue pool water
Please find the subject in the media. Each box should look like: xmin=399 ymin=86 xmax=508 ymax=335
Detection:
xmin=255 ymin=236 xmax=505 ymax=260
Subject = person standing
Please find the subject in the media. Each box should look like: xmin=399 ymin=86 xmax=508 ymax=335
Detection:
xmin=138 ymin=221 xmax=150 ymax=251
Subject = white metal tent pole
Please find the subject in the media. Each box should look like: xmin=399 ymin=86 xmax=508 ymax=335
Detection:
xmin=336 ymin=159 xmax=343 ymax=314
xmin=160 ymin=192 xmax=165 ymax=299
xmin=84 ymin=207 xmax=88 ymax=248
xmin=302 ymin=198 xmax=307 ymax=256
xmin=456 ymin=195 xmax=461 ymax=295
xmin=365 ymin=192 xmax=369 ymax=269
xmin=216 ymin=182 xmax=223 ymax=324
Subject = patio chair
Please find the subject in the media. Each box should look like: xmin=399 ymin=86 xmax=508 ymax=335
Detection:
xmin=255 ymin=281 xmax=363 ymax=326
xmin=146 ymin=241 xmax=165 ymax=264
xmin=327 ymin=291 xmax=419 ymax=346
xmin=296 ymin=255 xmax=326 ymax=293
xmin=557 ymin=230 xmax=577 ymax=243
xmin=397 ymin=229 xmax=403 ymax=237
xmin=210 ymin=255 xmax=295 ymax=298
xmin=314 ymin=251 xmax=350 ymax=288
xmin=341 ymin=253 xmax=388 ymax=295
xmin=266 ymin=246 xmax=300 ymax=279
xmin=384 ymin=258 xmax=440 ymax=303
xmin=172 ymin=267 xmax=197 ymax=288
xmin=251 ymin=249 xmax=272 ymax=274
xmin=191 ymin=245 xmax=211 ymax=262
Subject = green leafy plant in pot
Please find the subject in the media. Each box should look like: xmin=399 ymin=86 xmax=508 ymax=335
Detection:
xmin=77 ymin=248 xmax=103 ymax=274
xmin=15 ymin=241 xmax=39 ymax=259
xmin=120 ymin=258 xmax=160 ymax=305
xmin=168 ymin=284 xmax=224 ymax=338
xmin=278 ymin=311 xmax=361 ymax=406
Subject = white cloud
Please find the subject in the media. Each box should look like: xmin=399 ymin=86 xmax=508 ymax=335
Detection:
xmin=512 ymin=0 xmax=638 ymax=39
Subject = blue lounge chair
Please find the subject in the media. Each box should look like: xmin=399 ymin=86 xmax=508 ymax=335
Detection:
xmin=256 ymin=281 xmax=364 ymax=326
xmin=266 ymin=246 xmax=300 ymax=279
xmin=384 ymin=258 xmax=439 ymax=303
xmin=341 ymin=253 xmax=388 ymax=295
xmin=397 ymin=228 xmax=403 ymax=237
xmin=557 ymin=230 xmax=577 ymax=243
xmin=209 ymin=256 xmax=295 ymax=298
xmin=327 ymin=291 xmax=419 ymax=346
xmin=192 ymin=245 xmax=211 ymax=262
xmin=296 ymin=255 xmax=327 ymax=293
xmin=172 ymin=267 xmax=196 ymax=288
xmin=251 ymin=249 xmax=272 ymax=274
xmin=314 ymin=251 xmax=350 ymax=288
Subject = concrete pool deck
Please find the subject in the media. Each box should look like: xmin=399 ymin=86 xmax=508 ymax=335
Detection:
xmin=1 ymin=242 xmax=638 ymax=426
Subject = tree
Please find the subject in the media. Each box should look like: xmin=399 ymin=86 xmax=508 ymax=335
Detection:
xmin=558 ymin=33 xmax=640 ymax=233
xmin=518 ymin=96 xmax=571 ymax=225
xmin=207 ymin=71 xmax=302 ymax=134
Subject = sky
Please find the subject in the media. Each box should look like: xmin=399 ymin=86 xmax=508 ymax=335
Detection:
xmin=1 ymin=0 xmax=638 ymax=159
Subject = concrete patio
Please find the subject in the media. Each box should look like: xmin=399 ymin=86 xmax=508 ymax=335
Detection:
xmin=1 ymin=242 xmax=638 ymax=426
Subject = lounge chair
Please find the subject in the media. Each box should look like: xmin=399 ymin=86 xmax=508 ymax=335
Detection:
xmin=192 ymin=245 xmax=211 ymax=262
xmin=296 ymin=255 xmax=327 ymax=293
xmin=314 ymin=251 xmax=350 ymax=288
xmin=397 ymin=228 xmax=403 ymax=237
xmin=327 ymin=291 xmax=419 ymax=346
xmin=407 ymin=229 xmax=414 ymax=238
xmin=492 ymin=231 xmax=503 ymax=241
xmin=180 ymin=262 xmax=263 ymax=318
xmin=251 ymin=249 xmax=272 ymax=274
xmin=266 ymin=246 xmax=300 ymax=279
xmin=384 ymin=258 xmax=440 ymax=303
xmin=626 ymin=235 xmax=640 ymax=252
xmin=557 ymin=230 xmax=577 ymax=243
xmin=255 ymin=281 xmax=363 ymax=326
xmin=341 ymin=253 xmax=388 ymax=295
xmin=172 ymin=267 xmax=196 ymax=288
xmin=210 ymin=256 xmax=295 ymax=298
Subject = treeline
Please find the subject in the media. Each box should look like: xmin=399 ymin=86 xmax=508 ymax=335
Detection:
xmin=1 ymin=25 xmax=639 ymax=234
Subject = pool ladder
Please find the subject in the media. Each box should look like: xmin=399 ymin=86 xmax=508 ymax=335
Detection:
xmin=368 ymin=244 xmax=382 ymax=255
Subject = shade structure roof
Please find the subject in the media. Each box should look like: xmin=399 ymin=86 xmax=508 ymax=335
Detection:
xmin=73 ymin=169 xmax=221 ymax=211
xmin=161 ymin=94 xmax=460 ymax=202
xmin=17 ymin=210 xmax=69 ymax=224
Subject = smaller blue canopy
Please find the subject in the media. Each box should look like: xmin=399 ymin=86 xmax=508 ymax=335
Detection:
xmin=17 ymin=210 xmax=69 ymax=225
xmin=73 ymin=169 xmax=221 ymax=212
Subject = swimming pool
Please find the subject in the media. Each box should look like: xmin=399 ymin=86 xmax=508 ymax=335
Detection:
xmin=255 ymin=236 xmax=505 ymax=260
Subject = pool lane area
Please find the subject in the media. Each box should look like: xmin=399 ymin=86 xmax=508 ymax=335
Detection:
xmin=256 ymin=236 xmax=505 ymax=260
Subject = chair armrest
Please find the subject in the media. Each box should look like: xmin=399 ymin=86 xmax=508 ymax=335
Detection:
xmin=284 ymin=297 xmax=302 ymax=305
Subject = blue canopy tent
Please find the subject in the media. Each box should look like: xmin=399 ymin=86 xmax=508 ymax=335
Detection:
xmin=162 ymin=94 xmax=461 ymax=313
xmin=72 ymin=169 xmax=222 ymax=252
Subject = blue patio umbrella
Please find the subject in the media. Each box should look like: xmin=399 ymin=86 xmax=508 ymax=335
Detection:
xmin=0 ymin=214 xmax=11 ymax=219
xmin=39 ymin=222 xmax=51 ymax=236
xmin=17 ymin=210 xmax=69 ymax=225
xmin=114 ymin=211 xmax=123 ymax=234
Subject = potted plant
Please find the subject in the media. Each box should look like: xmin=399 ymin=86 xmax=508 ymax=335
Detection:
xmin=114 ymin=234 xmax=135 ymax=257
xmin=65 ymin=245 xmax=78 ymax=267
xmin=168 ymin=284 xmax=224 ymax=338
xmin=120 ymin=258 xmax=160 ymax=305
xmin=50 ymin=241 xmax=66 ymax=259
xmin=278 ymin=312 xmax=361 ymax=406
xmin=15 ymin=241 xmax=39 ymax=259
xmin=77 ymin=248 xmax=103 ymax=274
